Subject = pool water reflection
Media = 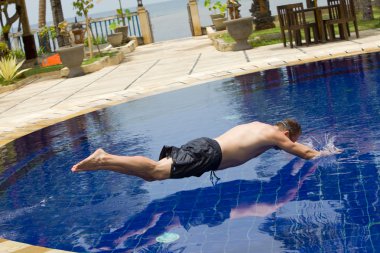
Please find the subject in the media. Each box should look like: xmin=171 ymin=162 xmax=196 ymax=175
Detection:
xmin=0 ymin=52 xmax=380 ymax=252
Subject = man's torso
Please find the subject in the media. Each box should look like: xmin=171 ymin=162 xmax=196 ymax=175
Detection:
xmin=214 ymin=122 xmax=277 ymax=169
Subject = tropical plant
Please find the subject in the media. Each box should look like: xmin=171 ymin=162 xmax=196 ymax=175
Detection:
xmin=38 ymin=0 xmax=51 ymax=52
xmin=2 ymin=24 xmax=11 ymax=34
xmin=38 ymin=46 xmax=48 ymax=57
xmin=0 ymin=1 xmax=20 ymax=49
xmin=116 ymin=0 xmax=132 ymax=25
xmin=84 ymin=36 xmax=107 ymax=47
xmin=50 ymin=0 xmax=69 ymax=46
xmin=40 ymin=25 xmax=57 ymax=40
xmin=10 ymin=49 xmax=25 ymax=60
xmin=39 ymin=25 xmax=57 ymax=53
xmin=109 ymin=21 xmax=121 ymax=31
xmin=0 ymin=56 xmax=30 ymax=84
xmin=204 ymin=0 xmax=227 ymax=14
xmin=73 ymin=0 xmax=95 ymax=58
xmin=0 ymin=42 xmax=10 ymax=59
xmin=58 ymin=21 xmax=73 ymax=45
xmin=117 ymin=8 xmax=132 ymax=21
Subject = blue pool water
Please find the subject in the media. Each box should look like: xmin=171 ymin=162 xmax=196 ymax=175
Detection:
xmin=1 ymin=53 xmax=380 ymax=252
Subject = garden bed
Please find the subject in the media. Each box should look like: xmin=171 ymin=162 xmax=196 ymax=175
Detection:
xmin=0 ymin=39 xmax=137 ymax=94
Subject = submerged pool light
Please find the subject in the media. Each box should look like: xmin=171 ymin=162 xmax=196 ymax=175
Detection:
xmin=156 ymin=232 xmax=180 ymax=243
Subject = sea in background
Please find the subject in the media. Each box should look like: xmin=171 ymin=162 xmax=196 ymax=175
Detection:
xmin=86 ymin=0 xmax=255 ymax=42
xmin=27 ymin=0 xmax=328 ymax=43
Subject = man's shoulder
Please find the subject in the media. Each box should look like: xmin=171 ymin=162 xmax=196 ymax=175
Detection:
xmin=245 ymin=121 xmax=272 ymax=127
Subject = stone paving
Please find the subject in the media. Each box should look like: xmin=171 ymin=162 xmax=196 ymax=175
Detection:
xmin=1 ymin=29 xmax=380 ymax=252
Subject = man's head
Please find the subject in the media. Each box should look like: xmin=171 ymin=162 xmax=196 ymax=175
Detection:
xmin=275 ymin=119 xmax=302 ymax=142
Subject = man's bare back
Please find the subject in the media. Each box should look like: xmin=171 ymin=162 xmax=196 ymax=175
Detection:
xmin=215 ymin=122 xmax=280 ymax=169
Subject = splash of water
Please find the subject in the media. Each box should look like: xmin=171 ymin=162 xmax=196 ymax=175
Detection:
xmin=303 ymin=134 xmax=341 ymax=165
xmin=304 ymin=134 xmax=340 ymax=154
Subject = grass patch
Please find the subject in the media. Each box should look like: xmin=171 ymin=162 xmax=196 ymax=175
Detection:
xmin=220 ymin=6 xmax=380 ymax=47
xmin=24 ymin=64 xmax=63 ymax=77
xmin=251 ymin=38 xmax=283 ymax=47
xmin=82 ymin=51 xmax=116 ymax=65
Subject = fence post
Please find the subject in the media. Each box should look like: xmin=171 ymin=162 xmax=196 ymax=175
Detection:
xmin=137 ymin=6 xmax=154 ymax=44
xmin=188 ymin=0 xmax=202 ymax=36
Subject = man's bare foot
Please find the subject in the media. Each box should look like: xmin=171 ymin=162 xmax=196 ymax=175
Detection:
xmin=71 ymin=148 xmax=106 ymax=172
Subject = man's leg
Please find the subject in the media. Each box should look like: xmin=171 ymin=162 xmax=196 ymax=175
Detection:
xmin=71 ymin=149 xmax=172 ymax=181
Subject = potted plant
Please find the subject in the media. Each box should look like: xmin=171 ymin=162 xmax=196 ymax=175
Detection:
xmin=71 ymin=18 xmax=85 ymax=44
xmin=73 ymin=0 xmax=95 ymax=58
xmin=115 ymin=0 xmax=131 ymax=44
xmin=204 ymin=0 xmax=227 ymax=31
xmin=107 ymin=22 xmax=123 ymax=47
xmin=224 ymin=17 xmax=254 ymax=51
xmin=39 ymin=25 xmax=56 ymax=53
xmin=56 ymin=21 xmax=85 ymax=78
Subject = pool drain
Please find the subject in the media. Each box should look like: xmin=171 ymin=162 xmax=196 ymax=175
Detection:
xmin=156 ymin=232 xmax=180 ymax=243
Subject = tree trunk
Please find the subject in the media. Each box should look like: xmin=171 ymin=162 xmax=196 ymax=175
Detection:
xmin=362 ymin=0 xmax=374 ymax=20
xmin=86 ymin=16 xmax=93 ymax=58
xmin=354 ymin=0 xmax=361 ymax=13
xmin=50 ymin=0 xmax=69 ymax=47
xmin=3 ymin=32 xmax=11 ymax=49
xmin=39 ymin=0 xmax=51 ymax=52
xmin=38 ymin=0 xmax=46 ymax=27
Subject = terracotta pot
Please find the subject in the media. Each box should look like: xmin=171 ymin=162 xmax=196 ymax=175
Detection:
xmin=224 ymin=17 xmax=253 ymax=51
xmin=115 ymin=26 xmax=129 ymax=44
xmin=57 ymin=44 xmax=84 ymax=78
xmin=107 ymin=32 xmax=123 ymax=47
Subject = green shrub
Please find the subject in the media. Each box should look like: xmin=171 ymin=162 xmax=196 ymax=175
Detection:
xmin=0 ymin=42 xmax=10 ymax=59
xmin=109 ymin=22 xmax=120 ymax=32
xmin=10 ymin=49 xmax=25 ymax=60
xmin=84 ymin=36 xmax=107 ymax=47
xmin=39 ymin=25 xmax=57 ymax=40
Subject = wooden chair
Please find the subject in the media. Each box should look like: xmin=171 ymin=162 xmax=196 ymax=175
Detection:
xmin=286 ymin=3 xmax=318 ymax=48
xmin=277 ymin=5 xmax=291 ymax=47
xmin=306 ymin=0 xmax=316 ymax=8
xmin=277 ymin=3 xmax=318 ymax=48
xmin=324 ymin=0 xmax=349 ymax=41
xmin=342 ymin=0 xmax=359 ymax=38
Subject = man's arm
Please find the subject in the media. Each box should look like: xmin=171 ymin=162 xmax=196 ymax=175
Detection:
xmin=274 ymin=133 xmax=320 ymax=160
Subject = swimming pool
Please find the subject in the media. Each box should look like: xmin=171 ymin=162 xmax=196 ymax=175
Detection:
xmin=0 ymin=52 xmax=379 ymax=252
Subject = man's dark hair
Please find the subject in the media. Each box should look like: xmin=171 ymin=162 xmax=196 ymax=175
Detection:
xmin=275 ymin=119 xmax=302 ymax=139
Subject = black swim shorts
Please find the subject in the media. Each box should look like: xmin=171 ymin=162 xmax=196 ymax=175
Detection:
xmin=159 ymin=137 xmax=222 ymax=179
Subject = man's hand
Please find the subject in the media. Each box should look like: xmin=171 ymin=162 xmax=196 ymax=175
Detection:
xmin=317 ymin=147 xmax=343 ymax=158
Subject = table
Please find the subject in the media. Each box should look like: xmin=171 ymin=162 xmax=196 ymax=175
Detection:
xmin=303 ymin=6 xmax=331 ymax=43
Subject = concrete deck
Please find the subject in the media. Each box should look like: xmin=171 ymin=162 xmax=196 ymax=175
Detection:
xmin=1 ymin=29 xmax=380 ymax=252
